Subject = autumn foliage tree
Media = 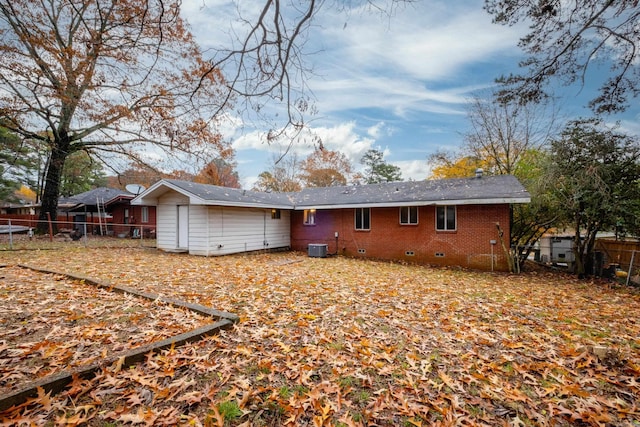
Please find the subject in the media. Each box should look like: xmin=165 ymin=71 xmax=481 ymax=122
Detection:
xmin=0 ymin=0 xmax=230 ymax=231
xmin=299 ymin=148 xmax=353 ymax=187
xmin=428 ymin=153 xmax=487 ymax=179
xmin=252 ymin=153 xmax=303 ymax=193
xmin=106 ymin=165 xmax=167 ymax=191
xmin=193 ymin=158 xmax=241 ymax=188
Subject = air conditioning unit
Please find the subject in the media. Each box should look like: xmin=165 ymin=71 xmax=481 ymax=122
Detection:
xmin=308 ymin=244 xmax=328 ymax=258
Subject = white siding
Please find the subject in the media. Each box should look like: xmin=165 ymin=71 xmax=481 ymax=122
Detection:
xmin=197 ymin=207 xmax=290 ymax=256
xmin=265 ymin=209 xmax=290 ymax=248
xmin=156 ymin=191 xmax=189 ymax=251
xmin=187 ymin=205 xmax=209 ymax=255
xmin=154 ymin=188 xmax=290 ymax=256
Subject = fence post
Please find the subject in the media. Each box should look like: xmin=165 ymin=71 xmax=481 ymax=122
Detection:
xmin=83 ymin=221 xmax=88 ymax=247
xmin=47 ymin=212 xmax=53 ymax=241
xmin=626 ymin=250 xmax=635 ymax=286
xmin=8 ymin=219 xmax=13 ymax=250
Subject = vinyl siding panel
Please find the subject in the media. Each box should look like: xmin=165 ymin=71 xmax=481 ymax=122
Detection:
xmin=156 ymin=191 xmax=189 ymax=251
xmin=196 ymin=207 xmax=290 ymax=256
xmin=265 ymin=209 xmax=290 ymax=248
xmin=187 ymin=205 xmax=209 ymax=255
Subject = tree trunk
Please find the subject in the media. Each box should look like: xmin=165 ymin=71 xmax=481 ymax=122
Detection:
xmin=38 ymin=142 xmax=69 ymax=234
xmin=573 ymin=230 xmax=586 ymax=278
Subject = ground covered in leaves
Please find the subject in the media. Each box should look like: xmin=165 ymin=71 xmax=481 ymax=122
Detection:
xmin=0 ymin=265 xmax=211 ymax=395
xmin=1 ymin=247 xmax=639 ymax=426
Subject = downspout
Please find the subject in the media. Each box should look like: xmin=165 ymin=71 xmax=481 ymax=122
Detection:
xmin=263 ymin=210 xmax=268 ymax=248
xmin=206 ymin=206 xmax=210 ymax=256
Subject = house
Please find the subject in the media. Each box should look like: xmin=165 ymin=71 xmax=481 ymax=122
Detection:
xmin=130 ymin=180 xmax=293 ymax=255
xmin=132 ymin=174 xmax=530 ymax=271
xmin=103 ymin=192 xmax=156 ymax=237
xmin=58 ymin=187 xmax=156 ymax=236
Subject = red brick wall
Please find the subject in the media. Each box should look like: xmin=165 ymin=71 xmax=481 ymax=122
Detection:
xmin=290 ymin=204 xmax=512 ymax=271
xmin=110 ymin=205 xmax=157 ymax=236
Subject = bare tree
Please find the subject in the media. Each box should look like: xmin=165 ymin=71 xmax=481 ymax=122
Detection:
xmin=252 ymin=152 xmax=303 ymax=192
xmin=201 ymin=0 xmax=417 ymax=143
xmin=485 ymin=0 xmax=640 ymax=114
xmin=463 ymin=95 xmax=559 ymax=175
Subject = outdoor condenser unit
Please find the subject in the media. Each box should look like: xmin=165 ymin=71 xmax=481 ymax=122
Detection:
xmin=308 ymin=244 xmax=328 ymax=258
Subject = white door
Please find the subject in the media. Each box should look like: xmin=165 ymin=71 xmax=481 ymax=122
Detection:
xmin=177 ymin=205 xmax=189 ymax=249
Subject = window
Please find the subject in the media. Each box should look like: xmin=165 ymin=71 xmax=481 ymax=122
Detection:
xmin=400 ymin=206 xmax=418 ymax=225
xmin=141 ymin=206 xmax=149 ymax=223
xmin=436 ymin=206 xmax=456 ymax=231
xmin=303 ymin=209 xmax=316 ymax=225
xmin=271 ymin=209 xmax=281 ymax=219
xmin=355 ymin=208 xmax=370 ymax=230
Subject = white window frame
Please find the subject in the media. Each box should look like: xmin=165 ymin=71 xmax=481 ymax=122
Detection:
xmin=400 ymin=206 xmax=418 ymax=225
xmin=436 ymin=205 xmax=456 ymax=231
xmin=355 ymin=208 xmax=371 ymax=231
xmin=303 ymin=209 xmax=316 ymax=225
xmin=141 ymin=206 xmax=149 ymax=223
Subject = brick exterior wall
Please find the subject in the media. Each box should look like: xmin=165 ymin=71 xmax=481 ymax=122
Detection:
xmin=290 ymin=204 xmax=512 ymax=271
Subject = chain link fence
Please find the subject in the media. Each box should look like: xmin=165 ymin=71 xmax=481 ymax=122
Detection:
xmin=0 ymin=217 xmax=156 ymax=250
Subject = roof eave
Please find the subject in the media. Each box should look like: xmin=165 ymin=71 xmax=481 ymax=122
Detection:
xmin=131 ymin=180 xmax=207 ymax=206
xmin=294 ymin=196 xmax=531 ymax=210
xmin=199 ymin=200 xmax=294 ymax=209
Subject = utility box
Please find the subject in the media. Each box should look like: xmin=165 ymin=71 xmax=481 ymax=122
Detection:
xmin=308 ymin=244 xmax=328 ymax=258
xmin=539 ymin=236 xmax=575 ymax=264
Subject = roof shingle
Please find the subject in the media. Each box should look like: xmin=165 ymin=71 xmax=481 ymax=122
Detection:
xmin=136 ymin=175 xmax=530 ymax=209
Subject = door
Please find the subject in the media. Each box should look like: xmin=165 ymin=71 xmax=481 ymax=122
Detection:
xmin=177 ymin=205 xmax=189 ymax=249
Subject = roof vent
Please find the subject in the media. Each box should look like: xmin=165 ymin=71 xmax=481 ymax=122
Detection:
xmin=475 ymin=168 xmax=483 ymax=179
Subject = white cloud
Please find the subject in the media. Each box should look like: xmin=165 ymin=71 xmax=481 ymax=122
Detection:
xmin=617 ymin=116 xmax=640 ymax=136
xmin=394 ymin=159 xmax=431 ymax=181
xmin=367 ymin=122 xmax=386 ymax=138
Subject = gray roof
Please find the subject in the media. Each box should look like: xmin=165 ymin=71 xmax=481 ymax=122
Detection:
xmin=59 ymin=187 xmax=134 ymax=209
xmin=292 ymin=175 xmax=530 ymax=208
xmin=133 ymin=175 xmax=530 ymax=209
xmin=138 ymin=179 xmax=294 ymax=208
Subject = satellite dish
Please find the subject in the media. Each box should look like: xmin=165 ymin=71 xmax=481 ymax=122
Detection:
xmin=126 ymin=184 xmax=146 ymax=195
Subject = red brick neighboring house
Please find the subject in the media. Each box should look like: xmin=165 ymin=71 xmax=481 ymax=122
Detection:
xmin=104 ymin=193 xmax=157 ymax=237
xmin=133 ymin=174 xmax=529 ymax=271
xmin=58 ymin=187 xmax=156 ymax=236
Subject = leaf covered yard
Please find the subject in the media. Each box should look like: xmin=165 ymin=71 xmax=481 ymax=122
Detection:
xmin=1 ymin=248 xmax=639 ymax=426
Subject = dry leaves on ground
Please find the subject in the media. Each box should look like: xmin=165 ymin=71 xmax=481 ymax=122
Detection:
xmin=0 ymin=265 xmax=210 ymax=395
xmin=1 ymin=247 xmax=639 ymax=426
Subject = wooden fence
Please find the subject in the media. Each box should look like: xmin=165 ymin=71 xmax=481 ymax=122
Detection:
xmin=595 ymin=238 xmax=640 ymax=273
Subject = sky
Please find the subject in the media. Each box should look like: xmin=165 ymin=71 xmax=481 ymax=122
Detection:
xmin=180 ymin=0 xmax=640 ymax=189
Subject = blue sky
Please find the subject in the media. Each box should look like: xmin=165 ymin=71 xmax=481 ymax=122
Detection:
xmin=181 ymin=0 xmax=640 ymax=188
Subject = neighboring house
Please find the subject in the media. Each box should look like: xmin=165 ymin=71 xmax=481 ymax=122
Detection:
xmin=104 ymin=192 xmax=157 ymax=237
xmin=58 ymin=187 xmax=156 ymax=235
xmin=133 ymin=174 xmax=530 ymax=271
xmin=0 ymin=202 xmax=34 ymax=215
